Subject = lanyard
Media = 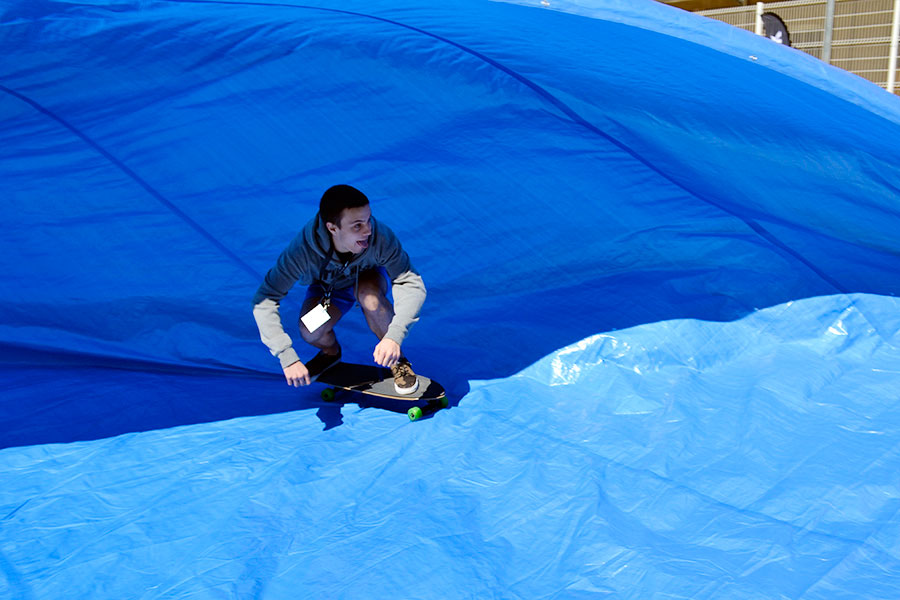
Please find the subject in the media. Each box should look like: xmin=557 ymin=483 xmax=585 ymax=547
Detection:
xmin=317 ymin=243 xmax=351 ymax=308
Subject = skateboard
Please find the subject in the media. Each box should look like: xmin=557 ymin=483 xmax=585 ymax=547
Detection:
xmin=315 ymin=362 xmax=448 ymax=421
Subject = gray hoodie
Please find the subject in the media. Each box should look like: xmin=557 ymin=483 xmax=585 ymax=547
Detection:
xmin=252 ymin=214 xmax=426 ymax=368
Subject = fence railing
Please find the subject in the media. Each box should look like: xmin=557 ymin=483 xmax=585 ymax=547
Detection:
xmin=697 ymin=0 xmax=900 ymax=94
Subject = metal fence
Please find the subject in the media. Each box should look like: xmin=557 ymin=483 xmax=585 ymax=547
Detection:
xmin=698 ymin=0 xmax=900 ymax=94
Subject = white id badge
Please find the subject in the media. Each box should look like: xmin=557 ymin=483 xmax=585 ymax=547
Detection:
xmin=300 ymin=303 xmax=331 ymax=333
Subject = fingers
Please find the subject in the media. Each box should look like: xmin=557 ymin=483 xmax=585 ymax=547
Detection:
xmin=373 ymin=340 xmax=401 ymax=368
xmin=284 ymin=363 xmax=311 ymax=387
xmin=288 ymin=374 xmax=310 ymax=387
xmin=374 ymin=353 xmax=398 ymax=368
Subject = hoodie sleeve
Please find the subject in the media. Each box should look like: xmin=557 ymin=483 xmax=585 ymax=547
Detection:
xmin=375 ymin=224 xmax=427 ymax=345
xmin=252 ymin=234 xmax=313 ymax=369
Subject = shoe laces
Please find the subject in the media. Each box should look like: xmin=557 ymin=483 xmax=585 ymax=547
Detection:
xmin=391 ymin=360 xmax=413 ymax=378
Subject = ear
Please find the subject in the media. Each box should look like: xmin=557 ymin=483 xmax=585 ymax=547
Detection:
xmin=325 ymin=221 xmax=338 ymax=235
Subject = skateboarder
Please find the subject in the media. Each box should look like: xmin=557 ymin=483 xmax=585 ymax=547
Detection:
xmin=252 ymin=184 xmax=426 ymax=394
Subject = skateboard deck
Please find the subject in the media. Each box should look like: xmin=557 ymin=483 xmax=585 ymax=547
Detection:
xmin=315 ymin=362 xmax=448 ymax=421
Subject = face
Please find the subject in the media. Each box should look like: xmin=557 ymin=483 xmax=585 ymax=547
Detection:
xmin=327 ymin=205 xmax=372 ymax=254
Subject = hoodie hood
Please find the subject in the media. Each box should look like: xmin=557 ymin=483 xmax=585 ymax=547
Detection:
xmin=302 ymin=213 xmax=377 ymax=265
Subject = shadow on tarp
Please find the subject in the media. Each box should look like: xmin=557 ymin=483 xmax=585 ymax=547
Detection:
xmin=0 ymin=343 xmax=462 ymax=449
xmin=5 ymin=242 xmax=900 ymax=449
xmin=6 ymin=254 xmax=900 ymax=450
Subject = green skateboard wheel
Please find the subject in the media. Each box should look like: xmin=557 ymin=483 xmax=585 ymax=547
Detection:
xmin=438 ymin=397 xmax=449 ymax=409
xmin=321 ymin=388 xmax=336 ymax=402
xmin=408 ymin=406 xmax=423 ymax=421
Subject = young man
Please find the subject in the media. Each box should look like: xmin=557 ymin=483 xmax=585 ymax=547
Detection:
xmin=252 ymin=184 xmax=426 ymax=394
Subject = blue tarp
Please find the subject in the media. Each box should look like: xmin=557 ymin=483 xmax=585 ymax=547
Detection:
xmin=2 ymin=0 xmax=900 ymax=597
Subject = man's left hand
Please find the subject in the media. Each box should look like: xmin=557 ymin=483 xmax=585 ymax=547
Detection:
xmin=373 ymin=338 xmax=401 ymax=367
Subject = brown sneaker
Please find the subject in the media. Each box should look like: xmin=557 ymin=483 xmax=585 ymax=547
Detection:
xmin=391 ymin=357 xmax=419 ymax=395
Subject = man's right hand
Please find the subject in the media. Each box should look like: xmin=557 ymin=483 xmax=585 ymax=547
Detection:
xmin=283 ymin=361 xmax=311 ymax=387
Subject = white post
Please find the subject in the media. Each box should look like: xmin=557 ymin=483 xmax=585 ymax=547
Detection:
xmin=755 ymin=2 xmax=765 ymax=36
xmin=889 ymin=0 xmax=900 ymax=93
xmin=823 ymin=0 xmax=836 ymax=64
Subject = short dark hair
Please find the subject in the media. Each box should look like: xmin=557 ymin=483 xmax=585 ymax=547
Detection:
xmin=319 ymin=184 xmax=369 ymax=227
